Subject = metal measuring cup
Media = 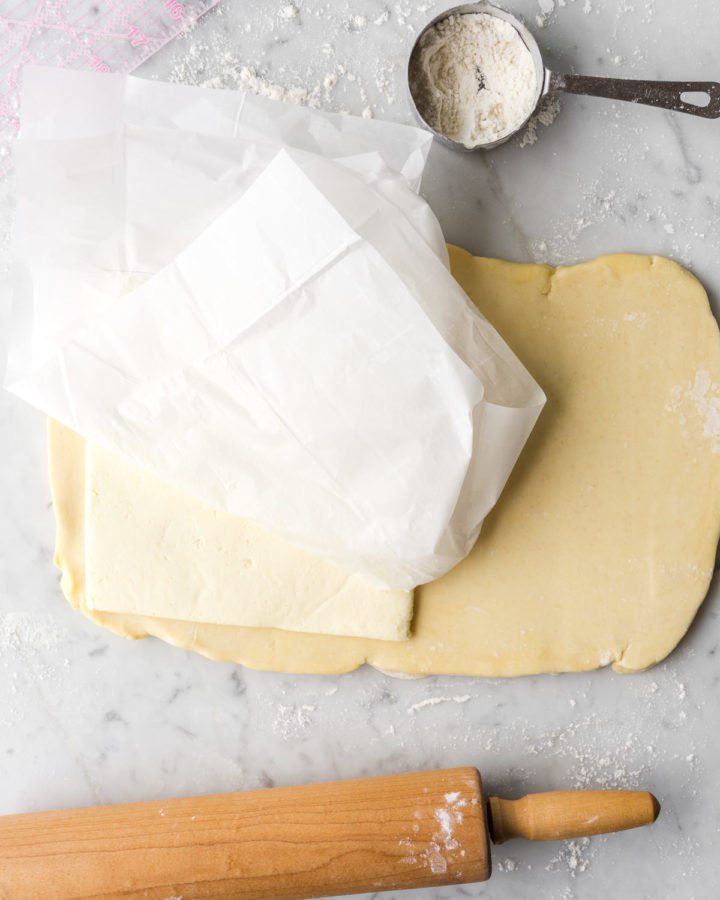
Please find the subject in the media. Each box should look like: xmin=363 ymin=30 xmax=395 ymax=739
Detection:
xmin=408 ymin=1 xmax=720 ymax=150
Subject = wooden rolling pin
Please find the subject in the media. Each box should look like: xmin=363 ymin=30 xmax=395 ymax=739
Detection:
xmin=0 ymin=767 xmax=660 ymax=900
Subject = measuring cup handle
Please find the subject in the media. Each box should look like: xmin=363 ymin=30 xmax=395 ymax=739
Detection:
xmin=548 ymin=72 xmax=720 ymax=118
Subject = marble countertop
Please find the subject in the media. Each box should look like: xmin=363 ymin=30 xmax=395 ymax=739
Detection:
xmin=1 ymin=1 xmax=719 ymax=898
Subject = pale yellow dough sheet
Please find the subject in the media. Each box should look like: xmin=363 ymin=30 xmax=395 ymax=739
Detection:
xmin=50 ymin=247 xmax=720 ymax=676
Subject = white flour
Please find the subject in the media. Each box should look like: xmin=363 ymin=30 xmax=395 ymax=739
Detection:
xmin=409 ymin=13 xmax=538 ymax=147
xmin=520 ymin=94 xmax=561 ymax=147
xmin=163 ymin=5 xmax=554 ymax=148
xmin=0 ymin=612 xmax=66 ymax=654
xmin=666 ymin=371 xmax=720 ymax=453
xmin=406 ymin=695 xmax=471 ymax=714
xmin=689 ymin=371 xmax=720 ymax=451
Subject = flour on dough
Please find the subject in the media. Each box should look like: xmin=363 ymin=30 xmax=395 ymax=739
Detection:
xmin=50 ymin=248 xmax=720 ymax=675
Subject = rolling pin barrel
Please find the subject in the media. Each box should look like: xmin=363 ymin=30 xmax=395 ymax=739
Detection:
xmin=0 ymin=768 xmax=491 ymax=900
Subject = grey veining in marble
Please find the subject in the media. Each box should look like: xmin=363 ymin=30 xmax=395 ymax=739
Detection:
xmin=1 ymin=1 xmax=719 ymax=899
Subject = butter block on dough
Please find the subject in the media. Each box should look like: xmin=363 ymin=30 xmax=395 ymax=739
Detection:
xmin=84 ymin=442 xmax=413 ymax=641
xmin=50 ymin=248 xmax=720 ymax=675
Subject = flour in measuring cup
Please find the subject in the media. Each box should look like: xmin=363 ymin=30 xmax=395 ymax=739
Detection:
xmin=409 ymin=13 xmax=538 ymax=147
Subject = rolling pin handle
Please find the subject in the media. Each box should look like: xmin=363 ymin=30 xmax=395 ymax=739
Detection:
xmin=487 ymin=790 xmax=660 ymax=845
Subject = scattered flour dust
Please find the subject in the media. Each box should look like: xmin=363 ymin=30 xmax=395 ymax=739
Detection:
xmin=0 ymin=614 xmax=73 ymax=728
xmin=520 ymin=94 xmax=561 ymax=147
xmin=272 ymin=703 xmax=317 ymax=740
xmin=535 ymin=0 xmax=555 ymax=27
xmin=0 ymin=613 xmax=67 ymax=654
xmin=666 ymin=371 xmax=720 ymax=453
xmin=688 ymin=371 xmax=720 ymax=451
xmin=199 ymin=65 xmax=315 ymax=105
xmin=165 ymin=3 xmax=400 ymax=120
xmin=536 ymin=0 xmax=598 ymax=27
xmin=547 ymin=837 xmax=592 ymax=876
xmin=406 ymin=695 xmax=471 ymax=715
xmin=409 ymin=13 xmax=538 ymax=147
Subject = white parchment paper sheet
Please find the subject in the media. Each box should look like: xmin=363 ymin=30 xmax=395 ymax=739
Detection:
xmin=5 ymin=67 xmax=545 ymax=590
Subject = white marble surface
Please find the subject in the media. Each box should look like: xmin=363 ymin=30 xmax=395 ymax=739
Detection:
xmin=1 ymin=1 xmax=720 ymax=898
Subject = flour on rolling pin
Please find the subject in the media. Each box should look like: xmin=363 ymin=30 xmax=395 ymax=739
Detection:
xmin=401 ymin=791 xmax=474 ymax=874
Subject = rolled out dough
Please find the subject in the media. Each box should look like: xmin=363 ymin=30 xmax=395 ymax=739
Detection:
xmin=50 ymin=247 xmax=720 ymax=675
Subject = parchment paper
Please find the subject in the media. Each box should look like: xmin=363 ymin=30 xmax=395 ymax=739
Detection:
xmin=5 ymin=67 xmax=545 ymax=589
